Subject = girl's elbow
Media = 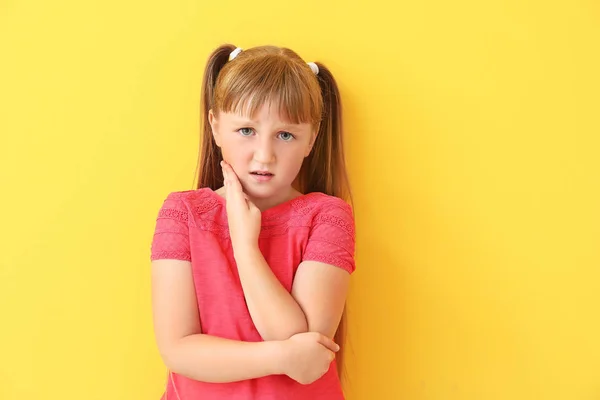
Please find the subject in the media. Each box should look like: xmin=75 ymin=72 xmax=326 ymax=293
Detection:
xmin=158 ymin=338 xmax=185 ymax=374
xmin=158 ymin=345 xmax=177 ymax=372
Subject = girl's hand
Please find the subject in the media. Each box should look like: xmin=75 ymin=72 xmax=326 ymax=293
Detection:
xmin=221 ymin=161 xmax=261 ymax=252
xmin=279 ymin=332 xmax=340 ymax=385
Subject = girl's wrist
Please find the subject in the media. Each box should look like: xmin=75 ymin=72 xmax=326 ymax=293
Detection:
xmin=267 ymin=339 xmax=290 ymax=376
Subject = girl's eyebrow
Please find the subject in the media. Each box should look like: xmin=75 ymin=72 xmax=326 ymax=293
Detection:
xmin=280 ymin=122 xmax=304 ymax=129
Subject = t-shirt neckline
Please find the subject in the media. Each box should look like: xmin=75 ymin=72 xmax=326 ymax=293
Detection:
xmin=204 ymin=187 xmax=320 ymax=217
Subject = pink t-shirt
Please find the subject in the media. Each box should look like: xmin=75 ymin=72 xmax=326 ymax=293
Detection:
xmin=150 ymin=187 xmax=356 ymax=400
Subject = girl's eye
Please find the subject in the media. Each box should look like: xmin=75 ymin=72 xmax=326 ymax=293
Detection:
xmin=239 ymin=128 xmax=254 ymax=136
xmin=278 ymin=132 xmax=294 ymax=141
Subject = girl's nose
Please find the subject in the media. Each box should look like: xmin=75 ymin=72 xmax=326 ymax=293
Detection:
xmin=253 ymin=139 xmax=275 ymax=164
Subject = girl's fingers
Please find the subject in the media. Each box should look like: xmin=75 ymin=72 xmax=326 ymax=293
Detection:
xmin=221 ymin=161 xmax=246 ymax=204
xmin=316 ymin=333 xmax=340 ymax=352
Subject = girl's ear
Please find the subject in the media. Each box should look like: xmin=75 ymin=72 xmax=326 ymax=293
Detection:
xmin=208 ymin=109 xmax=221 ymax=147
xmin=305 ymin=128 xmax=318 ymax=157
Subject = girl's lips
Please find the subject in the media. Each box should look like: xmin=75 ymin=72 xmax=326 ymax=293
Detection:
xmin=250 ymin=172 xmax=274 ymax=182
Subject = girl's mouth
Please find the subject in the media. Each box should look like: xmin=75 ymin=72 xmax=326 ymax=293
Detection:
xmin=250 ymin=171 xmax=274 ymax=182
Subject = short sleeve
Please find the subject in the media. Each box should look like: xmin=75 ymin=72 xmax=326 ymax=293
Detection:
xmin=302 ymin=199 xmax=356 ymax=274
xmin=150 ymin=192 xmax=192 ymax=261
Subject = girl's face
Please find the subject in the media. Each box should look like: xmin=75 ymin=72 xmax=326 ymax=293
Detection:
xmin=209 ymin=102 xmax=316 ymax=209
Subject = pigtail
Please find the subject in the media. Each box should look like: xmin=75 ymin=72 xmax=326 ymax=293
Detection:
xmin=299 ymin=62 xmax=354 ymax=382
xmin=195 ymin=44 xmax=237 ymax=189
xmin=299 ymin=63 xmax=353 ymax=206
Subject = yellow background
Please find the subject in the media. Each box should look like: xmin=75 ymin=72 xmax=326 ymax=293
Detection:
xmin=1 ymin=0 xmax=599 ymax=399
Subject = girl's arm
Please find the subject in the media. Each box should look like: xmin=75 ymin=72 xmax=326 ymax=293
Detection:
xmin=151 ymin=259 xmax=338 ymax=383
xmin=234 ymin=246 xmax=310 ymax=340
xmin=152 ymin=259 xmax=278 ymax=381
xmin=233 ymin=203 xmax=354 ymax=342
xmin=234 ymin=249 xmax=350 ymax=341
xmin=163 ymin=334 xmax=282 ymax=382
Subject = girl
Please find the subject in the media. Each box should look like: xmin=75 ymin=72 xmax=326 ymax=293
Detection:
xmin=150 ymin=44 xmax=356 ymax=400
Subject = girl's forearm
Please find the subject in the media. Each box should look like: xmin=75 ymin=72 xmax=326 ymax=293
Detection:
xmin=234 ymin=246 xmax=308 ymax=340
xmin=163 ymin=333 xmax=285 ymax=383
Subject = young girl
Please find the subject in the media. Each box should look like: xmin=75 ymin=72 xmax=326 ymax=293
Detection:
xmin=150 ymin=44 xmax=356 ymax=400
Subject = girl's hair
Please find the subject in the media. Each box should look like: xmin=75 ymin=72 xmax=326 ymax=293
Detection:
xmin=195 ymin=44 xmax=353 ymax=378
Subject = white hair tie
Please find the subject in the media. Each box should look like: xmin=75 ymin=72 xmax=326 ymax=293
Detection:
xmin=307 ymin=62 xmax=319 ymax=75
xmin=229 ymin=47 xmax=243 ymax=61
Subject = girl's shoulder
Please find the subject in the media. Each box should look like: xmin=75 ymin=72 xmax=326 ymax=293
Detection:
xmin=293 ymin=192 xmax=352 ymax=216
xmin=159 ymin=187 xmax=224 ymax=219
xmin=289 ymin=192 xmax=355 ymax=234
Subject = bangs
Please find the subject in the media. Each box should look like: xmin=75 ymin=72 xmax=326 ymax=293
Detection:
xmin=216 ymin=56 xmax=322 ymax=125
